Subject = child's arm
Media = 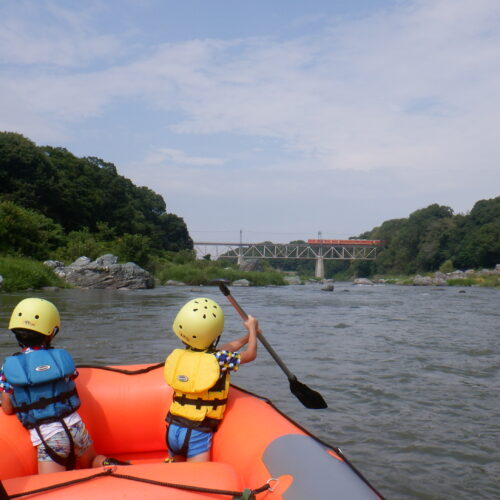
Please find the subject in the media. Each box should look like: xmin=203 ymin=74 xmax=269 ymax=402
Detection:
xmin=1 ymin=392 xmax=14 ymax=414
xmin=220 ymin=315 xmax=259 ymax=365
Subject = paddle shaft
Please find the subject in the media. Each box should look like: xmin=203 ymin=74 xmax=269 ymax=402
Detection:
xmin=216 ymin=280 xmax=327 ymax=409
xmin=219 ymin=285 xmax=296 ymax=381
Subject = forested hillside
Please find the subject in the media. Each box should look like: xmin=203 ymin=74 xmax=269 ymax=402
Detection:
xmin=1 ymin=132 xmax=498 ymax=280
xmin=354 ymin=199 xmax=500 ymax=276
xmin=321 ymin=199 xmax=499 ymax=278
xmin=0 ymin=132 xmax=192 ymax=265
xmin=264 ymin=199 xmax=500 ymax=279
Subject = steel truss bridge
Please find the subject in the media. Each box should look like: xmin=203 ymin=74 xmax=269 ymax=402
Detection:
xmin=193 ymin=241 xmax=379 ymax=279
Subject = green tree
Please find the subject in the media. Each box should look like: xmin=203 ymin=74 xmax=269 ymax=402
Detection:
xmin=55 ymin=228 xmax=105 ymax=262
xmin=452 ymin=197 xmax=500 ymax=269
xmin=0 ymin=132 xmax=193 ymax=254
xmin=0 ymin=133 xmax=61 ymax=221
xmin=0 ymin=200 xmax=64 ymax=260
xmin=113 ymin=233 xmax=153 ymax=267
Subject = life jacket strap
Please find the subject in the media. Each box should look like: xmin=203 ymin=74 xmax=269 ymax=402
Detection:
xmin=173 ymin=394 xmax=228 ymax=410
xmin=166 ymin=412 xmax=220 ymax=432
xmin=35 ymin=419 xmax=76 ymax=471
xmin=14 ymin=388 xmax=78 ymax=413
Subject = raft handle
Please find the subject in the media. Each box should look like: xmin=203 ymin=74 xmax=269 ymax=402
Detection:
xmin=266 ymin=478 xmax=279 ymax=492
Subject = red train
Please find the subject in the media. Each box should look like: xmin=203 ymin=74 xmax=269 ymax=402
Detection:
xmin=307 ymin=239 xmax=382 ymax=246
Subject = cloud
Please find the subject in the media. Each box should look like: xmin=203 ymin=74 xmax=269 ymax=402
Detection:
xmin=0 ymin=1 xmax=124 ymax=67
xmin=1 ymin=0 xmax=499 ymax=238
xmin=144 ymin=148 xmax=225 ymax=166
xmin=3 ymin=0 xmax=499 ymax=169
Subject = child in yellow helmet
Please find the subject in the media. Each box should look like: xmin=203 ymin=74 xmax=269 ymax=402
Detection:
xmin=0 ymin=298 xmax=129 ymax=473
xmin=164 ymin=297 xmax=259 ymax=462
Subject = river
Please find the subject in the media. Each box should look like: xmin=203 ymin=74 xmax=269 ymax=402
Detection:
xmin=0 ymin=283 xmax=498 ymax=499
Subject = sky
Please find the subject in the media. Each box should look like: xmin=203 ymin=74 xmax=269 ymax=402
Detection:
xmin=1 ymin=0 xmax=499 ymax=244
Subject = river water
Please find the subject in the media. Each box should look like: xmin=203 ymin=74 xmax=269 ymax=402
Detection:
xmin=0 ymin=283 xmax=498 ymax=499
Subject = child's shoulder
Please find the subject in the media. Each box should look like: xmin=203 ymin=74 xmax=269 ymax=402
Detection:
xmin=214 ymin=349 xmax=238 ymax=357
xmin=214 ymin=350 xmax=241 ymax=363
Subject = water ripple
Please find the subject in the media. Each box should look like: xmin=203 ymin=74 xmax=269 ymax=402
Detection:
xmin=1 ymin=283 xmax=499 ymax=499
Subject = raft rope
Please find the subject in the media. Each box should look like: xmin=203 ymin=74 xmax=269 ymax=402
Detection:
xmin=72 ymin=363 xmax=384 ymax=499
xmin=2 ymin=467 xmax=275 ymax=499
xmin=76 ymin=363 xmax=164 ymax=374
xmin=231 ymin=384 xmax=386 ymax=500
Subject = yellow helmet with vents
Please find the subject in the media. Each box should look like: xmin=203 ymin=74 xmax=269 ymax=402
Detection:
xmin=9 ymin=298 xmax=60 ymax=336
xmin=172 ymin=298 xmax=224 ymax=349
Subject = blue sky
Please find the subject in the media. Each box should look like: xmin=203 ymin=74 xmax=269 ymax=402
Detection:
xmin=1 ymin=0 xmax=499 ymax=243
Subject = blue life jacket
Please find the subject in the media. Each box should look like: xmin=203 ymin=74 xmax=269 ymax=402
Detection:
xmin=3 ymin=348 xmax=81 ymax=429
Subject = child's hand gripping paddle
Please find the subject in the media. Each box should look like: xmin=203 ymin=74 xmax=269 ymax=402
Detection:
xmin=213 ymin=280 xmax=327 ymax=409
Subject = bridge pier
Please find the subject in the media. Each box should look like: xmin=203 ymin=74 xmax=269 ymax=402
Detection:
xmin=315 ymin=257 xmax=324 ymax=279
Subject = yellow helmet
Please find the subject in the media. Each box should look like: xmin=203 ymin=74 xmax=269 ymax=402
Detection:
xmin=9 ymin=298 xmax=60 ymax=336
xmin=172 ymin=298 xmax=224 ymax=349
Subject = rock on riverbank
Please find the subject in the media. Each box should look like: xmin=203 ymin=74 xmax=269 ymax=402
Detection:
xmin=44 ymin=254 xmax=154 ymax=289
xmin=365 ymin=265 xmax=500 ymax=286
xmin=411 ymin=265 xmax=500 ymax=286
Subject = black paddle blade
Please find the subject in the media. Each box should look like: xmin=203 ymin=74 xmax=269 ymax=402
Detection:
xmin=290 ymin=377 xmax=328 ymax=409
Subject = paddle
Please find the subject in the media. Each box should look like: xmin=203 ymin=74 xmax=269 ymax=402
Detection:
xmin=213 ymin=279 xmax=327 ymax=409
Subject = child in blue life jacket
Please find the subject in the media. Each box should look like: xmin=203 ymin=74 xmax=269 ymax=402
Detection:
xmin=0 ymin=298 xmax=129 ymax=474
xmin=164 ymin=297 xmax=260 ymax=462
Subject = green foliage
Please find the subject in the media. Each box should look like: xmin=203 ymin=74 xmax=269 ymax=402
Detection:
xmin=54 ymin=228 xmax=109 ymax=262
xmin=0 ymin=133 xmax=60 ymax=220
xmin=356 ymin=197 xmax=500 ymax=276
xmin=1 ymin=132 xmax=498 ymax=284
xmin=0 ymin=257 xmax=67 ymax=292
xmin=112 ymin=233 xmax=153 ymax=267
xmin=447 ymin=275 xmax=499 ymax=287
xmin=439 ymin=259 xmax=454 ymax=273
xmin=0 ymin=132 xmax=192 ymax=255
xmin=0 ymin=200 xmax=64 ymax=259
xmin=154 ymin=258 xmax=285 ymax=286
xmin=479 ymin=275 xmax=500 ymax=287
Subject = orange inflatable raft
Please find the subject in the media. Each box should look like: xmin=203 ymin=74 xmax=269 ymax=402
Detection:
xmin=0 ymin=364 xmax=383 ymax=499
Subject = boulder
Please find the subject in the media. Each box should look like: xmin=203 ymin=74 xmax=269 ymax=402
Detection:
xmin=413 ymin=275 xmax=434 ymax=286
xmin=284 ymin=275 xmax=302 ymax=285
xmin=44 ymin=255 xmax=154 ymax=289
xmin=353 ymin=278 xmax=373 ymax=285
xmin=413 ymin=274 xmax=447 ymax=286
xmin=165 ymin=280 xmax=187 ymax=286
xmin=232 ymin=279 xmax=250 ymax=287
xmin=239 ymin=259 xmax=263 ymax=272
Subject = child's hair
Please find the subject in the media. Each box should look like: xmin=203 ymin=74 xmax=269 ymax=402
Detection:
xmin=12 ymin=329 xmax=51 ymax=348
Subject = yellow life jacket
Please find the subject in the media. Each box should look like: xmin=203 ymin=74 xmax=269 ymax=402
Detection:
xmin=164 ymin=348 xmax=230 ymax=422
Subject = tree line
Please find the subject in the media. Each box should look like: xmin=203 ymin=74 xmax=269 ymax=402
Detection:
xmin=0 ymin=132 xmax=192 ymax=266
xmin=352 ymin=199 xmax=500 ymax=277
xmin=262 ymin=198 xmax=500 ymax=278
xmin=1 ymin=131 xmax=498 ymax=279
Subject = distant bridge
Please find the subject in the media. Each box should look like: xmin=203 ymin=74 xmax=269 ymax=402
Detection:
xmin=193 ymin=240 xmax=382 ymax=279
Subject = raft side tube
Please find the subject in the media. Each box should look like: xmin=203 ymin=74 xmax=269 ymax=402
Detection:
xmin=0 ymin=364 xmax=383 ymax=499
xmin=263 ymin=434 xmax=380 ymax=500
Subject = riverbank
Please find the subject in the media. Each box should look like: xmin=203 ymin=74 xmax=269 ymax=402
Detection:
xmin=0 ymin=255 xmax=287 ymax=292
xmin=367 ymin=265 xmax=500 ymax=287
xmin=2 ymin=254 xmax=499 ymax=292
xmin=0 ymin=256 xmax=68 ymax=292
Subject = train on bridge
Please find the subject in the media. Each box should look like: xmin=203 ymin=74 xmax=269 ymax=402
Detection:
xmin=307 ymin=239 xmax=382 ymax=246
